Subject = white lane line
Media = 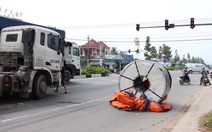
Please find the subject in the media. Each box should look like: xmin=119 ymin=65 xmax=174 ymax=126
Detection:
xmin=0 ymin=96 xmax=110 ymax=123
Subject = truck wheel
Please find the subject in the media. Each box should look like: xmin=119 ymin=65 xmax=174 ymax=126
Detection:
xmin=64 ymin=70 xmax=71 ymax=84
xmin=32 ymin=74 xmax=47 ymax=99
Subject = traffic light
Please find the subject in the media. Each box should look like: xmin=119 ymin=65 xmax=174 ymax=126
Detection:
xmin=136 ymin=24 xmax=140 ymax=31
xmin=165 ymin=19 xmax=169 ymax=30
xmin=190 ymin=18 xmax=195 ymax=29
xmin=128 ymin=49 xmax=131 ymax=53
xmin=135 ymin=49 xmax=139 ymax=53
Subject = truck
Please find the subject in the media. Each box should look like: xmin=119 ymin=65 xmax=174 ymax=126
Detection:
xmin=0 ymin=16 xmax=81 ymax=99
xmin=0 ymin=16 xmax=81 ymax=82
xmin=62 ymin=41 xmax=81 ymax=84
xmin=0 ymin=25 xmax=62 ymax=99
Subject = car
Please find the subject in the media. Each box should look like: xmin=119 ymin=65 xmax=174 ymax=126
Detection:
xmin=186 ymin=63 xmax=209 ymax=74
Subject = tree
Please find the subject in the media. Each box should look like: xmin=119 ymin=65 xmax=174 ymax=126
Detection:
xmin=173 ymin=50 xmax=180 ymax=63
xmin=110 ymin=47 xmax=118 ymax=55
xmin=161 ymin=44 xmax=172 ymax=61
xmin=187 ymin=53 xmax=191 ymax=63
xmin=150 ymin=46 xmax=157 ymax=59
xmin=157 ymin=46 xmax=163 ymax=59
xmin=190 ymin=56 xmax=204 ymax=63
xmin=144 ymin=36 xmax=151 ymax=60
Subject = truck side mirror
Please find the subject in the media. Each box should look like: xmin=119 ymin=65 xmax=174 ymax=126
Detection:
xmin=22 ymin=29 xmax=35 ymax=44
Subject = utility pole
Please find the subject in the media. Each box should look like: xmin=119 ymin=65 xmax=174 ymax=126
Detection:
xmin=87 ymin=35 xmax=90 ymax=66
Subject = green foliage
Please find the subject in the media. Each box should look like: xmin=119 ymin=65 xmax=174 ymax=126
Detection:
xmin=201 ymin=111 xmax=212 ymax=131
xmin=175 ymin=65 xmax=185 ymax=70
xmin=166 ymin=66 xmax=175 ymax=70
xmin=165 ymin=65 xmax=184 ymax=71
xmin=150 ymin=46 xmax=157 ymax=59
xmin=81 ymin=65 xmax=109 ymax=75
xmin=173 ymin=49 xmax=180 ymax=63
xmin=110 ymin=47 xmax=118 ymax=55
xmin=161 ymin=44 xmax=172 ymax=61
xmin=144 ymin=36 xmax=151 ymax=60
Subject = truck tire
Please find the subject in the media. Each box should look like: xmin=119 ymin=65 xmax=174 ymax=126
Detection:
xmin=32 ymin=74 xmax=47 ymax=99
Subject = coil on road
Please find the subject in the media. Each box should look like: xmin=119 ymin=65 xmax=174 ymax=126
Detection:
xmin=118 ymin=60 xmax=172 ymax=102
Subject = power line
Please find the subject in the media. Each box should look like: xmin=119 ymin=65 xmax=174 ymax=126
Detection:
xmin=67 ymin=37 xmax=212 ymax=43
xmin=58 ymin=18 xmax=212 ymax=29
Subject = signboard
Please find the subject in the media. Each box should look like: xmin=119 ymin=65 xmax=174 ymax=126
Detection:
xmin=105 ymin=55 xmax=122 ymax=60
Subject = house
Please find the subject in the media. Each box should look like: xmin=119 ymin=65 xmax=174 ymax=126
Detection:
xmin=80 ymin=39 xmax=110 ymax=66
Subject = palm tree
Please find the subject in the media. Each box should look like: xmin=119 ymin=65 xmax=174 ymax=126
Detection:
xmin=110 ymin=47 xmax=118 ymax=55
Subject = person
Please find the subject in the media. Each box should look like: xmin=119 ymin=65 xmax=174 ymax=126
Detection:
xmin=54 ymin=66 xmax=68 ymax=94
xmin=182 ymin=66 xmax=190 ymax=82
xmin=200 ymin=67 xmax=211 ymax=85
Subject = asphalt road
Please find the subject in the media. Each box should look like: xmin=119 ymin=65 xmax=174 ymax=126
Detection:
xmin=0 ymin=71 xmax=204 ymax=132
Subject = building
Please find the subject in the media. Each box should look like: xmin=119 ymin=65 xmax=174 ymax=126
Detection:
xmin=80 ymin=39 xmax=110 ymax=66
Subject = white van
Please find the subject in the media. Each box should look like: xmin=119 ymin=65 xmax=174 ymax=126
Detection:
xmin=186 ymin=63 xmax=209 ymax=74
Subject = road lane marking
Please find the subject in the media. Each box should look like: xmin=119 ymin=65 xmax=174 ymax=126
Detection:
xmin=0 ymin=96 xmax=110 ymax=123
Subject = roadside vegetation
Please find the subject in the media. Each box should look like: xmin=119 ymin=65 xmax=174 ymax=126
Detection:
xmin=166 ymin=65 xmax=184 ymax=71
xmin=199 ymin=111 xmax=212 ymax=132
xmin=81 ymin=65 xmax=109 ymax=75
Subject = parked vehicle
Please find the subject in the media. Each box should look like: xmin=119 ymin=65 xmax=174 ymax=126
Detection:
xmin=186 ymin=63 xmax=209 ymax=74
xmin=0 ymin=25 xmax=62 ymax=99
xmin=62 ymin=41 xmax=81 ymax=84
xmin=0 ymin=16 xmax=81 ymax=87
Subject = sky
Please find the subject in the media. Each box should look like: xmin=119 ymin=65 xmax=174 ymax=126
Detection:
xmin=0 ymin=0 xmax=212 ymax=64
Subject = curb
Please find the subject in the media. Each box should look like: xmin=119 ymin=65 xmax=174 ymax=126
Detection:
xmin=74 ymin=74 xmax=110 ymax=79
xmin=171 ymin=84 xmax=212 ymax=132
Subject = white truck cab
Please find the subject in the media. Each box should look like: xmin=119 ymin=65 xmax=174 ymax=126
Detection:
xmin=62 ymin=41 xmax=81 ymax=83
xmin=0 ymin=25 xmax=63 ymax=99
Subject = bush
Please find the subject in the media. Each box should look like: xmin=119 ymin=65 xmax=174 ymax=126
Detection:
xmin=81 ymin=65 xmax=109 ymax=75
xmin=175 ymin=65 xmax=185 ymax=70
xmin=199 ymin=111 xmax=212 ymax=131
xmin=165 ymin=65 xmax=185 ymax=71
xmin=166 ymin=66 xmax=175 ymax=70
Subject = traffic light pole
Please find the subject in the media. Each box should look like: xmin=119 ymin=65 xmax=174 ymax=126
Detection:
xmin=136 ymin=23 xmax=212 ymax=30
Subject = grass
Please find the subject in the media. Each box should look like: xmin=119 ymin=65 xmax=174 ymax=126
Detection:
xmin=199 ymin=111 xmax=212 ymax=132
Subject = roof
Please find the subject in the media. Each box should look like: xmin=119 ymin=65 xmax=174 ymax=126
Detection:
xmin=81 ymin=39 xmax=110 ymax=49
xmin=0 ymin=16 xmax=65 ymax=39
xmin=2 ymin=25 xmax=60 ymax=35
xmin=81 ymin=39 xmax=99 ymax=47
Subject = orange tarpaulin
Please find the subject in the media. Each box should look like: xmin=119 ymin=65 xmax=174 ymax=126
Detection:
xmin=109 ymin=91 xmax=171 ymax=112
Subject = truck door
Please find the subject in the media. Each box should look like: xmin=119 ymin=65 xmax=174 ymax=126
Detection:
xmin=72 ymin=46 xmax=81 ymax=70
xmin=45 ymin=34 xmax=62 ymax=71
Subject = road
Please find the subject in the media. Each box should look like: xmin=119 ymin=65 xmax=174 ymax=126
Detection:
xmin=0 ymin=71 xmax=205 ymax=132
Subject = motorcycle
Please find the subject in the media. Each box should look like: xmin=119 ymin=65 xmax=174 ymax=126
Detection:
xmin=210 ymin=72 xmax=212 ymax=79
xmin=202 ymin=75 xmax=210 ymax=86
xmin=109 ymin=68 xmax=121 ymax=75
xmin=179 ymin=75 xmax=190 ymax=85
